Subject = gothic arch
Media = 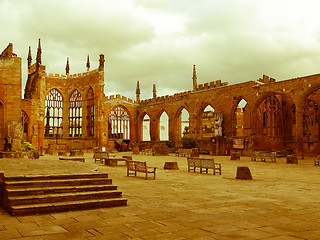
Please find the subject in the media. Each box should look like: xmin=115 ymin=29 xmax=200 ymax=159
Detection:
xmin=175 ymin=107 xmax=190 ymax=140
xmin=232 ymin=97 xmax=250 ymax=137
xmin=108 ymin=105 xmax=131 ymax=140
xmin=69 ymin=89 xmax=83 ymax=137
xmin=21 ymin=110 xmax=30 ymax=142
xmin=86 ymin=87 xmax=95 ymax=137
xmin=45 ymin=88 xmax=63 ymax=137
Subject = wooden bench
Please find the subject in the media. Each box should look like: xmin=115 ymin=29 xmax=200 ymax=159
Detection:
xmin=251 ymin=151 xmax=276 ymax=162
xmin=175 ymin=148 xmax=192 ymax=157
xmin=126 ymin=160 xmax=156 ymax=179
xmin=94 ymin=152 xmax=110 ymax=163
xmin=187 ymin=157 xmax=221 ymax=175
xmin=59 ymin=157 xmax=85 ymax=162
xmin=314 ymin=155 xmax=320 ymax=166
xmin=141 ymin=149 xmax=153 ymax=155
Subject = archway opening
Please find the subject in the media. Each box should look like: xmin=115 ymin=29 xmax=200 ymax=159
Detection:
xmin=234 ymin=99 xmax=248 ymax=137
xmin=142 ymin=114 xmax=150 ymax=141
xmin=202 ymin=105 xmax=215 ymax=138
xmin=180 ymin=108 xmax=189 ymax=138
xmin=159 ymin=111 xmax=169 ymax=141
xmin=108 ymin=106 xmax=130 ymax=140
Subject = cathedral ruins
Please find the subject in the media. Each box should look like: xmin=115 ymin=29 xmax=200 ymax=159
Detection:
xmin=1 ymin=40 xmax=320 ymax=157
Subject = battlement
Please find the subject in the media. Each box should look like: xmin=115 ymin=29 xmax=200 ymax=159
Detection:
xmin=257 ymin=75 xmax=276 ymax=84
xmin=46 ymin=68 xmax=100 ymax=79
xmin=195 ymin=80 xmax=228 ymax=91
xmin=140 ymin=90 xmax=192 ymax=105
xmin=105 ymin=94 xmax=134 ymax=104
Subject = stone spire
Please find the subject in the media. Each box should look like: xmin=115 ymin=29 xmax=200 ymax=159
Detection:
xmin=86 ymin=54 xmax=90 ymax=71
xmin=193 ymin=64 xmax=197 ymax=90
xmin=99 ymin=54 xmax=105 ymax=71
xmin=136 ymin=81 xmax=141 ymax=103
xmin=36 ymin=38 xmax=42 ymax=65
xmin=65 ymin=57 xmax=70 ymax=75
xmin=153 ymin=84 xmax=157 ymax=98
xmin=27 ymin=46 xmax=32 ymax=69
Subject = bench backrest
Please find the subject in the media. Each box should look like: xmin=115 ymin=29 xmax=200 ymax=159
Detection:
xmin=94 ymin=152 xmax=109 ymax=159
xmin=127 ymin=160 xmax=147 ymax=171
xmin=134 ymin=161 xmax=147 ymax=171
xmin=187 ymin=157 xmax=214 ymax=167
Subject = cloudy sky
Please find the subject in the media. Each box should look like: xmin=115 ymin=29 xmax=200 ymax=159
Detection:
xmin=2 ymin=0 xmax=320 ymax=100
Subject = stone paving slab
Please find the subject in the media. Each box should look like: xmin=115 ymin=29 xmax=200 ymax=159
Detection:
xmin=0 ymin=153 xmax=320 ymax=239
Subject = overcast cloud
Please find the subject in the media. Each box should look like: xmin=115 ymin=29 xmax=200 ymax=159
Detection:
xmin=2 ymin=0 xmax=320 ymax=100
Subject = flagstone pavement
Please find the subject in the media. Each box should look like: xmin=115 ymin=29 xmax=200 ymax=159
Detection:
xmin=0 ymin=152 xmax=319 ymax=240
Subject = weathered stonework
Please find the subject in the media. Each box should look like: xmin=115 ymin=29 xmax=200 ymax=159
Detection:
xmin=1 ymin=41 xmax=320 ymax=157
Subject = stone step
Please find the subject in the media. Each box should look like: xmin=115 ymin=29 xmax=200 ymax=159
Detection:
xmin=6 ymin=184 xmax=118 ymax=197
xmin=4 ymin=173 xmax=109 ymax=181
xmin=8 ymin=190 xmax=123 ymax=205
xmin=5 ymin=178 xmax=112 ymax=188
xmin=10 ymin=198 xmax=128 ymax=216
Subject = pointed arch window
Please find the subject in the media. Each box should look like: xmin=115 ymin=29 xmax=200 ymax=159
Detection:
xmin=87 ymin=88 xmax=95 ymax=137
xmin=45 ymin=89 xmax=63 ymax=137
xmin=21 ymin=110 xmax=30 ymax=142
xmin=108 ymin=106 xmax=130 ymax=139
xmin=69 ymin=89 xmax=82 ymax=137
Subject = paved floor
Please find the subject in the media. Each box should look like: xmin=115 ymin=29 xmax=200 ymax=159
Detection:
xmin=0 ymin=152 xmax=319 ymax=240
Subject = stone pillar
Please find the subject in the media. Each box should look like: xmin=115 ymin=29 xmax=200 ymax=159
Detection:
xmin=295 ymin=101 xmax=304 ymax=158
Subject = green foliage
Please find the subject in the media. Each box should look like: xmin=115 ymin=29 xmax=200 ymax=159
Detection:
xmin=23 ymin=142 xmax=34 ymax=151
xmin=164 ymin=141 xmax=175 ymax=148
xmin=181 ymin=137 xmax=196 ymax=149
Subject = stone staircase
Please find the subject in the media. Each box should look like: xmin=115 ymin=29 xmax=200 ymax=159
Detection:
xmin=1 ymin=173 xmax=127 ymax=216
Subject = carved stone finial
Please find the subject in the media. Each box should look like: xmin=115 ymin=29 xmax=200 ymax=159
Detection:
xmin=136 ymin=81 xmax=141 ymax=102
xmin=153 ymin=84 xmax=157 ymax=98
xmin=193 ymin=64 xmax=197 ymax=90
xmin=27 ymin=46 xmax=32 ymax=69
xmin=86 ymin=54 xmax=90 ymax=71
xmin=66 ymin=57 xmax=70 ymax=75
xmin=99 ymin=54 xmax=105 ymax=71
xmin=36 ymin=38 xmax=42 ymax=65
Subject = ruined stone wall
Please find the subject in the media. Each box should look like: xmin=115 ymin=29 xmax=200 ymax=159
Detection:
xmin=0 ymin=44 xmax=22 ymax=151
xmin=137 ymin=74 xmax=320 ymax=156
xmin=42 ymin=69 xmax=105 ymax=152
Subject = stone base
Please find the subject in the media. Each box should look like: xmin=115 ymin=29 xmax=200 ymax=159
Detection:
xmin=286 ymin=155 xmax=298 ymax=164
xmin=70 ymin=149 xmax=84 ymax=156
xmin=236 ymin=166 xmax=253 ymax=180
xmin=0 ymin=151 xmax=22 ymax=158
xmin=231 ymin=152 xmax=240 ymax=160
xmin=164 ymin=162 xmax=179 ymax=170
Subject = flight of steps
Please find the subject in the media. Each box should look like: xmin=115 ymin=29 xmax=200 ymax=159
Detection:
xmin=2 ymin=173 xmax=127 ymax=216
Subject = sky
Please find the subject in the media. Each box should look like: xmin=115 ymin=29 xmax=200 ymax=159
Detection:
xmin=2 ymin=0 xmax=320 ymax=100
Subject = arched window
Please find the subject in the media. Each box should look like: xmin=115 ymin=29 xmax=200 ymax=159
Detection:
xmin=69 ymin=89 xmax=82 ymax=137
xmin=21 ymin=110 xmax=30 ymax=142
xmin=257 ymin=95 xmax=281 ymax=136
xmin=45 ymin=89 xmax=63 ymax=137
xmin=159 ymin=111 xmax=169 ymax=141
xmin=108 ymin=106 xmax=130 ymax=139
xmin=202 ymin=105 xmax=215 ymax=138
xmin=87 ymin=88 xmax=94 ymax=137
xmin=142 ymin=114 xmax=151 ymax=141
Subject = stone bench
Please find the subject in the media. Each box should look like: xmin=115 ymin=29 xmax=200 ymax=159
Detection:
xmin=187 ymin=157 xmax=221 ymax=175
xmin=126 ymin=160 xmax=156 ymax=179
xmin=251 ymin=151 xmax=276 ymax=163
xmin=175 ymin=148 xmax=192 ymax=157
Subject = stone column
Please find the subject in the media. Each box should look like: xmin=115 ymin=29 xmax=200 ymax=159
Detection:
xmin=295 ymin=100 xmax=304 ymax=158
